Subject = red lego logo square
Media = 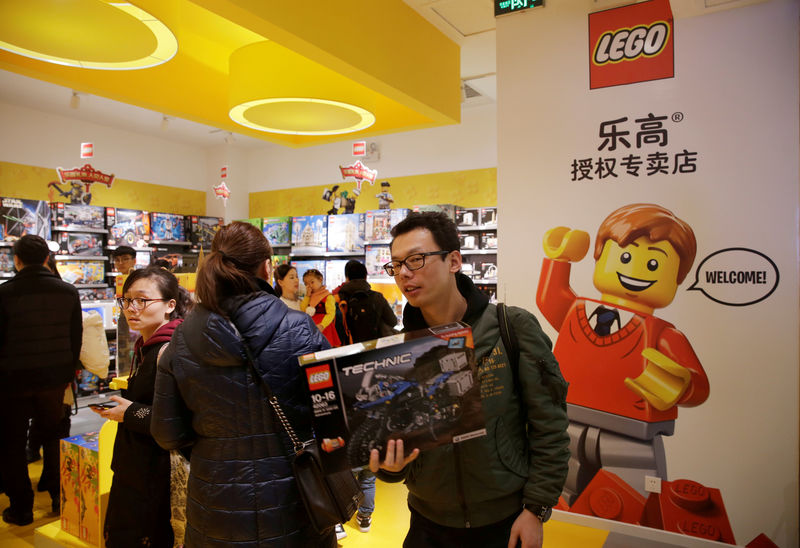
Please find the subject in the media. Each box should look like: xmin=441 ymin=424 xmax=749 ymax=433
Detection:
xmin=306 ymin=364 xmax=334 ymax=391
xmin=589 ymin=0 xmax=674 ymax=89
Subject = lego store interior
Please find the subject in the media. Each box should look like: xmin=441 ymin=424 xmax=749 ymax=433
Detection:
xmin=0 ymin=1 xmax=798 ymax=548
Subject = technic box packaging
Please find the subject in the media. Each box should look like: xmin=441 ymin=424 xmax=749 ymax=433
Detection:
xmin=188 ymin=215 xmax=223 ymax=249
xmin=106 ymin=207 xmax=150 ymax=247
xmin=57 ymin=232 xmax=103 ymax=256
xmin=51 ymin=202 xmax=105 ymax=231
xmin=298 ymin=322 xmax=486 ymax=473
xmin=150 ymin=212 xmax=187 ymax=242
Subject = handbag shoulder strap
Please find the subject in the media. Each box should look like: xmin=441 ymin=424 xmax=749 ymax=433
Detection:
xmin=229 ymin=321 xmax=305 ymax=455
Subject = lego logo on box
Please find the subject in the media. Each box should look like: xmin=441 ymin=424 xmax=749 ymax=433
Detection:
xmin=589 ymin=0 xmax=674 ymax=89
xmin=307 ymin=364 xmax=334 ymax=390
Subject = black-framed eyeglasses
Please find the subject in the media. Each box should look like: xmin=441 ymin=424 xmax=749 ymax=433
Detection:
xmin=116 ymin=297 xmax=167 ymax=311
xmin=383 ymin=250 xmax=450 ymax=277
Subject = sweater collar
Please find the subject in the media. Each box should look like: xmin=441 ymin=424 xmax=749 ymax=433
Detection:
xmin=402 ymin=273 xmax=489 ymax=331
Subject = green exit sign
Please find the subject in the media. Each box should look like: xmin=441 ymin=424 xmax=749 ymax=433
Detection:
xmin=495 ymin=0 xmax=544 ymax=17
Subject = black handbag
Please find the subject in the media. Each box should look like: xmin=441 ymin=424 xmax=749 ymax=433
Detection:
xmin=233 ymin=323 xmax=363 ymax=533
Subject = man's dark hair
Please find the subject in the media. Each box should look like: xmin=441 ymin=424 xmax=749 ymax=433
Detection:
xmin=13 ymin=235 xmax=50 ymax=266
xmin=390 ymin=211 xmax=460 ymax=253
xmin=112 ymin=246 xmax=136 ymax=259
xmin=344 ymin=259 xmax=367 ymax=280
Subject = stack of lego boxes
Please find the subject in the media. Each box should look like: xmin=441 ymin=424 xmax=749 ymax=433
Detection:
xmin=60 ymin=432 xmax=102 ymax=544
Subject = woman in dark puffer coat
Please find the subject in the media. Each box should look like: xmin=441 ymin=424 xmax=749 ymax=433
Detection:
xmin=151 ymin=222 xmax=334 ymax=547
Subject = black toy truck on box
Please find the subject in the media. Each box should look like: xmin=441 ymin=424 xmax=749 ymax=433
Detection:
xmin=299 ymin=322 xmax=486 ymax=473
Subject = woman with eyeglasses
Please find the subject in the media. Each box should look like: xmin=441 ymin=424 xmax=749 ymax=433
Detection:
xmin=91 ymin=266 xmax=192 ymax=547
xmin=151 ymin=222 xmax=335 ymax=547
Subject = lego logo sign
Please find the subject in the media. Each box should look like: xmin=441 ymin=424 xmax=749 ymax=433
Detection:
xmin=589 ymin=0 xmax=674 ymax=89
xmin=307 ymin=364 xmax=334 ymax=390
xmin=352 ymin=141 xmax=366 ymax=156
xmin=80 ymin=142 xmax=93 ymax=159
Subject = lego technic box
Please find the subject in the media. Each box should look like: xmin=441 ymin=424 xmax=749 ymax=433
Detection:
xmin=189 ymin=215 xmax=223 ymax=249
xmin=150 ymin=212 xmax=187 ymax=242
xmin=106 ymin=207 xmax=149 ymax=247
xmin=51 ymin=202 xmax=105 ymax=231
xmin=57 ymin=232 xmax=103 ymax=256
xmin=299 ymin=322 xmax=486 ymax=473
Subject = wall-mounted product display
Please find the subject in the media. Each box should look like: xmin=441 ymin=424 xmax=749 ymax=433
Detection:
xmin=56 ymin=232 xmax=104 ymax=256
xmin=0 ymin=196 xmax=51 ymax=240
xmin=56 ymin=260 xmax=106 ymax=286
xmin=51 ymin=202 xmax=105 ymax=231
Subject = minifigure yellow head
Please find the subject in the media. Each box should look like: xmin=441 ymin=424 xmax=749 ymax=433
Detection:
xmin=592 ymin=204 xmax=696 ymax=314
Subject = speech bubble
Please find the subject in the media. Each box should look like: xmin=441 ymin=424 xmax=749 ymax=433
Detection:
xmin=688 ymin=247 xmax=779 ymax=306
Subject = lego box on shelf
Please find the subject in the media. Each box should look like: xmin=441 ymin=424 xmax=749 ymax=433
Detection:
xmin=412 ymin=204 xmax=457 ymax=222
xmin=479 ymin=207 xmax=497 ymax=228
xmin=0 ymin=248 xmax=14 ymax=274
xmin=58 ymin=232 xmax=103 ymax=256
xmin=364 ymin=245 xmax=391 ymax=277
xmin=263 ymin=216 xmax=292 ymax=247
xmin=327 ymin=213 xmax=365 ymax=253
xmin=0 ymin=197 xmax=51 ymax=240
xmin=292 ymin=215 xmax=327 ymax=254
xmin=459 ymin=232 xmax=479 ymax=250
xmin=298 ymin=322 xmax=486 ymax=473
xmin=365 ymin=208 xmax=408 ymax=244
xmin=51 ymin=202 xmax=105 ymax=231
xmin=106 ymin=207 xmax=149 ymax=247
xmin=480 ymin=231 xmax=498 ymax=250
xmin=57 ymin=260 xmax=105 ymax=285
xmin=456 ymin=207 xmax=480 ymax=228
xmin=150 ymin=212 xmax=187 ymax=242
xmin=189 ymin=215 xmax=223 ymax=249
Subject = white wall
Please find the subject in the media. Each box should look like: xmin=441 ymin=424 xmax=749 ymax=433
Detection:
xmin=244 ymin=103 xmax=497 ymax=192
xmin=0 ymin=102 xmax=208 ymax=194
xmin=497 ymin=1 xmax=798 ymax=546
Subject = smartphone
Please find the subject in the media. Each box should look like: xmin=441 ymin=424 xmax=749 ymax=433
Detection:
xmin=89 ymin=403 xmax=116 ymax=410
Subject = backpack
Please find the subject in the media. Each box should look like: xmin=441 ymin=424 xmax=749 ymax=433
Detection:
xmin=342 ymin=290 xmax=380 ymax=344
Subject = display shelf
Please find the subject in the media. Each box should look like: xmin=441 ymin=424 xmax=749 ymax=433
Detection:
xmin=150 ymin=240 xmax=192 ymax=246
xmin=291 ymin=250 xmax=364 ymax=258
xmin=0 ymin=272 xmax=14 ymax=278
xmin=458 ymin=225 xmax=497 ymax=232
xmin=460 ymin=249 xmax=498 ymax=255
xmin=0 ymin=241 xmax=13 ymax=247
xmin=76 ymin=283 xmax=109 ymax=289
xmin=471 ymin=279 xmax=497 ymax=284
xmin=106 ymin=245 xmax=152 ymax=252
xmin=55 ymin=255 xmax=110 ymax=260
xmin=52 ymin=227 xmax=108 ymax=234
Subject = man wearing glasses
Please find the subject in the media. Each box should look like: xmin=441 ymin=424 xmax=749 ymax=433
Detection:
xmin=111 ymin=246 xmax=137 ymax=276
xmin=0 ymin=235 xmax=82 ymax=525
xmin=370 ymin=212 xmax=569 ymax=548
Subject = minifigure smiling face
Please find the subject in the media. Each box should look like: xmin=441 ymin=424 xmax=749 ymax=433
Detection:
xmin=593 ymin=235 xmax=681 ymax=314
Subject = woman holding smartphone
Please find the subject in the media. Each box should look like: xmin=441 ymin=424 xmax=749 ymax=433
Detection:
xmin=91 ymin=266 xmax=191 ymax=547
xmin=151 ymin=222 xmax=334 ymax=547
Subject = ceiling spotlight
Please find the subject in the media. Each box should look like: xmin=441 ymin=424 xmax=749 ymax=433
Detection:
xmin=224 ymin=132 xmax=235 ymax=145
xmin=160 ymin=115 xmax=169 ymax=131
xmin=69 ymin=91 xmax=80 ymax=109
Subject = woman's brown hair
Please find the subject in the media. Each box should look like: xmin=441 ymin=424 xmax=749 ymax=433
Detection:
xmin=196 ymin=221 xmax=272 ymax=316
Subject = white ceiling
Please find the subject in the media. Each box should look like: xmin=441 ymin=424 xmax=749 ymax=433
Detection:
xmin=0 ymin=0 xmax=497 ymax=150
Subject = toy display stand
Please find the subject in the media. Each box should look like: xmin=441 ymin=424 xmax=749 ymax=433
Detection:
xmin=34 ymin=420 xmax=116 ymax=548
xmin=551 ymin=510 xmax=745 ymax=547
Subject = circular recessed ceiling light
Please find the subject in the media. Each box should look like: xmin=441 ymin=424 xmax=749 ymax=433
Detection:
xmin=229 ymin=97 xmax=376 ymax=136
xmin=0 ymin=1 xmax=177 ymax=70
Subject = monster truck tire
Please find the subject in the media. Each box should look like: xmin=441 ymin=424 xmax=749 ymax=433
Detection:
xmin=346 ymin=418 xmax=383 ymax=467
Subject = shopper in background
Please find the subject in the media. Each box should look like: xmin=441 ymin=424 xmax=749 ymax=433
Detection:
xmin=91 ymin=266 xmax=191 ymax=546
xmin=273 ymin=263 xmax=302 ymax=310
xmin=111 ymin=245 xmax=137 ymax=275
xmin=371 ymin=212 xmax=570 ymax=548
xmin=27 ymin=257 xmax=110 ymax=491
xmin=300 ymin=268 xmax=341 ymax=347
xmin=0 ymin=235 xmax=82 ymax=525
xmin=151 ymin=221 xmax=335 ymax=547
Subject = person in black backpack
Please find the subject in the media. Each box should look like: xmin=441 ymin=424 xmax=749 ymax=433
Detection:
xmin=338 ymin=260 xmax=398 ymax=344
xmin=336 ymin=260 xmax=398 ymax=534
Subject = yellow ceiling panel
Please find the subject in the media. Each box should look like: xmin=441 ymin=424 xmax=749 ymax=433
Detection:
xmin=0 ymin=0 xmax=460 ymax=147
